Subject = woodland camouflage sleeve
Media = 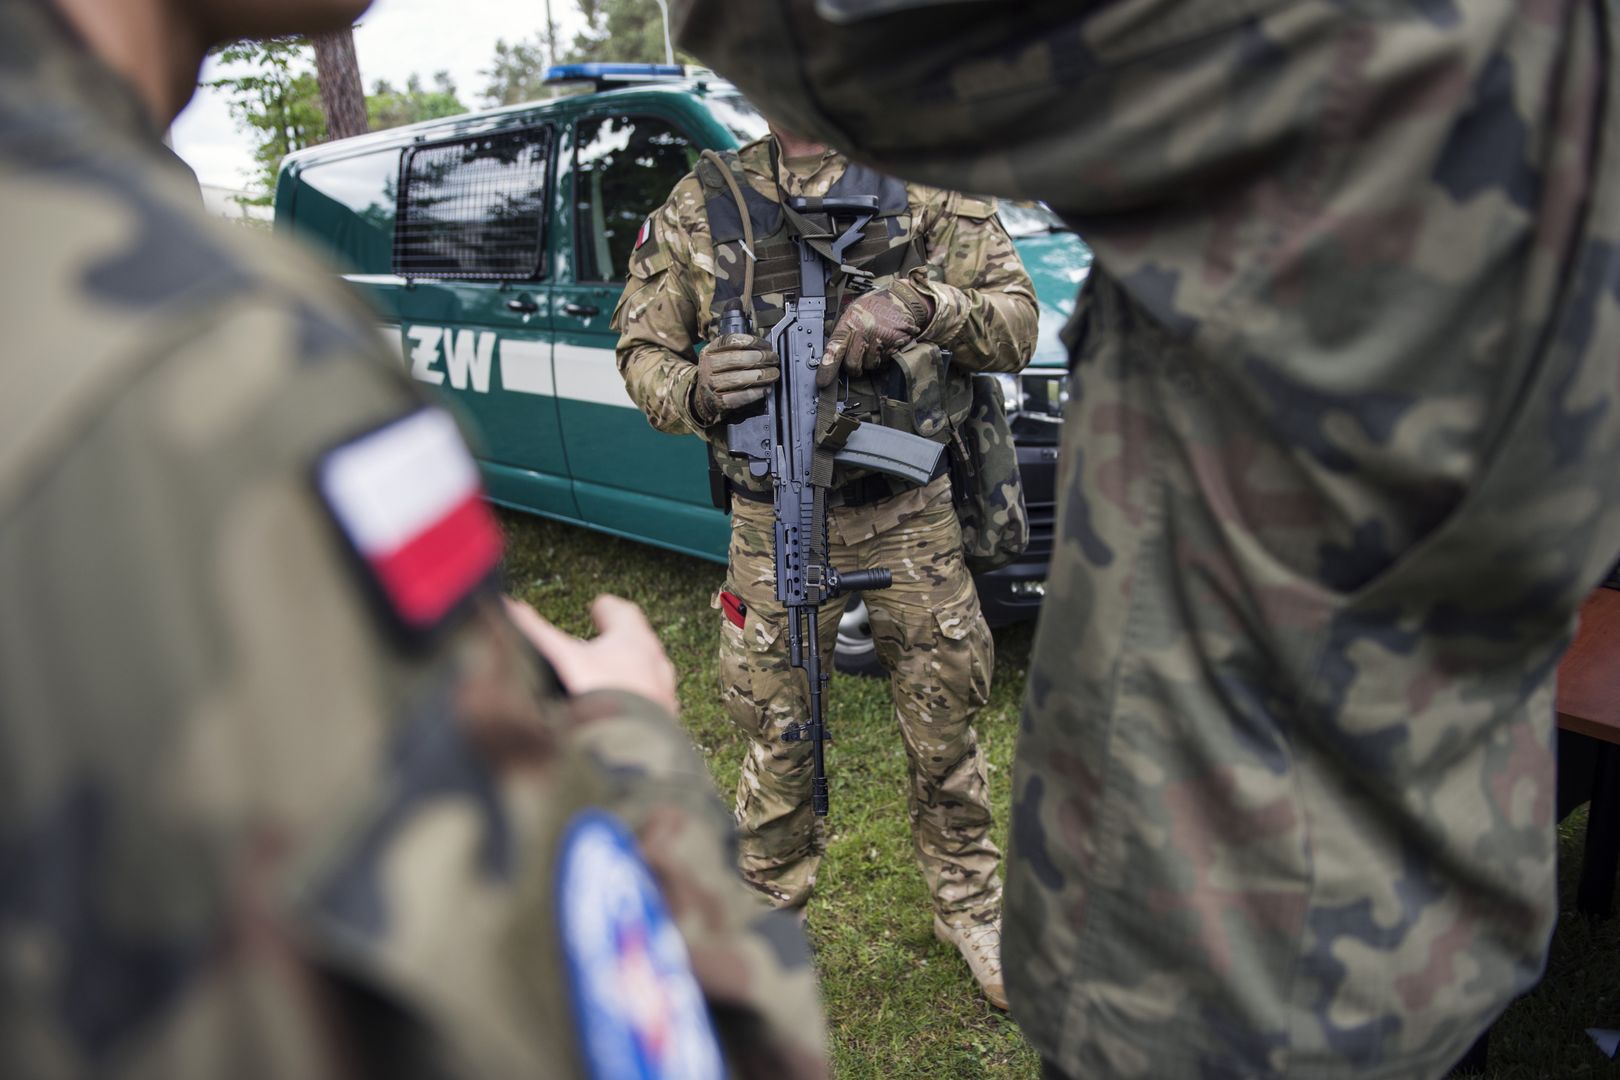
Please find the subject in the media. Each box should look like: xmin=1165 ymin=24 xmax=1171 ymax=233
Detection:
xmin=664 ymin=1 xmax=1359 ymax=210
xmin=910 ymin=188 xmax=1038 ymax=374
xmin=612 ymin=175 xmax=714 ymax=436
xmin=0 ymin=282 xmax=577 ymax=1076
xmin=0 ymin=1 xmax=823 ymax=1068
xmin=0 ymin=289 xmax=824 ymax=1079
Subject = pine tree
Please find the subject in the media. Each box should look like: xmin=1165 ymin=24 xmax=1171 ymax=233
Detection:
xmin=369 ymin=72 xmax=468 ymax=130
xmin=311 ymin=28 xmax=368 ymax=141
xmin=479 ymin=0 xmax=692 ymax=111
xmin=481 ymin=35 xmax=554 ymax=107
xmin=569 ymin=0 xmax=685 ymax=65
xmin=207 ymin=38 xmax=326 ymax=200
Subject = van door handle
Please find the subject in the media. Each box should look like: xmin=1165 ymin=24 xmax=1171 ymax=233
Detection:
xmin=563 ymin=302 xmax=600 ymax=318
xmin=505 ymin=297 xmax=540 ymax=314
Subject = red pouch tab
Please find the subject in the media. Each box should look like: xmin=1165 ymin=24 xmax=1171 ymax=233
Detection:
xmin=720 ymin=590 xmax=747 ymax=629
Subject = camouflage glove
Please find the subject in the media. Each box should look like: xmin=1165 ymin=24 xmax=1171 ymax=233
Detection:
xmin=817 ymin=279 xmax=935 ymax=388
xmin=692 ymin=332 xmax=781 ymax=424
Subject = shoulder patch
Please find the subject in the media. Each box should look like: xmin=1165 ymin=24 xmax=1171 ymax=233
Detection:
xmin=628 ymin=222 xmax=673 ymax=280
xmin=954 ymin=194 xmax=999 ymax=220
xmin=558 ymin=811 xmax=725 ymax=1080
xmin=315 ymin=407 xmax=502 ymax=642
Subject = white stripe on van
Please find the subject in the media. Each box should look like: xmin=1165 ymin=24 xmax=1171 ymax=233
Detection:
xmin=553 ymin=343 xmax=636 ymax=409
xmin=500 ymin=339 xmax=554 ymax=396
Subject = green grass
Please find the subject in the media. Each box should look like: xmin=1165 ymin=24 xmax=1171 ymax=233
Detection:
xmin=500 ymin=509 xmax=1620 ymax=1079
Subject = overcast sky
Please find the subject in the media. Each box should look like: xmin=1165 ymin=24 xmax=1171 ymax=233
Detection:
xmin=171 ymin=0 xmax=590 ymax=190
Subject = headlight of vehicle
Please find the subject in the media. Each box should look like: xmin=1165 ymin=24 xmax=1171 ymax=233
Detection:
xmin=994 ymin=370 xmax=1069 ymax=446
xmin=990 ymin=371 xmax=1068 ymax=420
xmin=1022 ymin=372 xmax=1069 ymax=419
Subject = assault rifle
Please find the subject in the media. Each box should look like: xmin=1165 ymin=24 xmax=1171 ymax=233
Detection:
xmin=723 ymin=195 xmax=943 ymax=817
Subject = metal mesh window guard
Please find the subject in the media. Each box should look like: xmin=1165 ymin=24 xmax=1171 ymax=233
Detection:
xmin=394 ymin=127 xmax=550 ymax=280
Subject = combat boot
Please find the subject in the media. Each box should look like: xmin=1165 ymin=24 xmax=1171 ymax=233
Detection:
xmin=933 ymin=915 xmax=1007 ymax=1010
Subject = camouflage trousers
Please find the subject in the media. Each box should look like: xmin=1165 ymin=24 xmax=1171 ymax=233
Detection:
xmin=717 ymin=475 xmax=1002 ymax=924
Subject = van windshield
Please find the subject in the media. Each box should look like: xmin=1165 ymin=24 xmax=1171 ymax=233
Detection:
xmin=709 ymin=94 xmax=770 ymax=143
xmin=999 ymin=201 xmax=1074 ymax=238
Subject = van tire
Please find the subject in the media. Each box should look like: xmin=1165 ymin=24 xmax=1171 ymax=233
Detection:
xmin=833 ymin=595 xmax=886 ymax=678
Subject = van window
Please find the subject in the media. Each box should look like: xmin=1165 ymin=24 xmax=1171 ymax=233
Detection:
xmin=707 ymin=95 xmax=769 ymax=144
xmin=573 ymin=115 xmax=697 ymax=283
xmin=292 ymin=150 xmax=399 ymax=274
xmin=395 ymin=126 xmax=552 ymax=280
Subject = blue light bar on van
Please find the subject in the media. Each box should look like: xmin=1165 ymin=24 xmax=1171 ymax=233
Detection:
xmin=543 ymin=63 xmax=687 ymax=87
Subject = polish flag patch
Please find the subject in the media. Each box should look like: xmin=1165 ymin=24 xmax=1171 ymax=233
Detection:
xmin=635 ymin=216 xmax=653 ymax=249
xmin=317 ymin=408 xmax=503 ymax=637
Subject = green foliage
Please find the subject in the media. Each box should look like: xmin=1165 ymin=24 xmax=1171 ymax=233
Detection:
xmin=211 ymin=38 xmax=468 ymax=198
xmin=482 ymin=35 xmax=555 ymax=107
xmin=569 ymin=0 xmax=695 ymax=65
xmin=499 ymin=509 xmax=1620 ymax=1079
xmin=207 ymin=38 xmax=325 ymax=201
xmin=477 ymin=3 xmax=699 ymax=113
xmin=367 ymin=71 xmax=467 ymax=131
xmin=212 ymin=2 xmax=702 ymax=197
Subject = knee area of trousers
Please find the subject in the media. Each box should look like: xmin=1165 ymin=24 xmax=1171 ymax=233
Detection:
xmin=884 ymin=607 xmax=993 ymax=710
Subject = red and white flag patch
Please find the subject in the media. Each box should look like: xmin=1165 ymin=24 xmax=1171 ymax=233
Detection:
xmin=317 ymin=408 xmax=503 ymax=636
xmin=635 ymin=216 xmax=653 ymax=249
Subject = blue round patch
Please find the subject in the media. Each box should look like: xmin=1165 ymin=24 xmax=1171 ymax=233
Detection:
xmin=557 ymin=811 xmax=725 ymax=1080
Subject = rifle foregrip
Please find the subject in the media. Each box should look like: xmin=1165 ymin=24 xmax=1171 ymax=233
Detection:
xmin=836 ymin=568 xmax=892 ymax=593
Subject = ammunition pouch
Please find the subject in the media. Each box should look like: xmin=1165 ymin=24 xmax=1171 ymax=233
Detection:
xmin=949 ymin=373 xmax=1029 ymax=574
xmin=881 ymin=339 xmax=972 ymax=442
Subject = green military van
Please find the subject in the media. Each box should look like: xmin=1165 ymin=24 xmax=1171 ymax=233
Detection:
xmin=275 ymin=63 xmax=1089 ymax=649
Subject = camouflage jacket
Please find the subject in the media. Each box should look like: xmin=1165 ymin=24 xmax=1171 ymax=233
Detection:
xmin=675 ymin=2 xmax=1620 ymax=1078
xmin=612 ymin=136 xmax=1037 ymax=443
xmin=0 ymin=4 xmax=825 ymax=1077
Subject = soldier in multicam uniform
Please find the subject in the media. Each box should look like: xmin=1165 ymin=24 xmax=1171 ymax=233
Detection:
xmin=0 ymin=0 xmax=826 ymax=1076
xmin=671 ymin=1 xmax=1620 ymax=1078
xmin=612 ymin=124 xmax=1038 ymax=1008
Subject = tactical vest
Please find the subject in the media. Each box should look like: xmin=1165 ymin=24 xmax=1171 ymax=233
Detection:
xmin=696 ymin=150 xmax=973 ymax=498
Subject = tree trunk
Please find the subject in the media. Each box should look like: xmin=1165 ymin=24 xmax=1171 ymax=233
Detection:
xmin=312 ymin=29 xmax=368 ymax=141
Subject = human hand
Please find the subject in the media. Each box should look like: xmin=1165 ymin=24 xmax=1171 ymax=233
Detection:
xmin=817 ymin=279 xmax=934 ymax=388
xmin=503 ymin=595 xmax=680 ymax=715
xmin=693 ymin=332 xmax=780 ymax=424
